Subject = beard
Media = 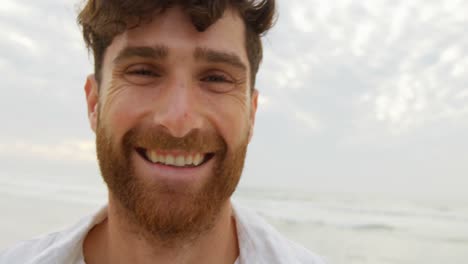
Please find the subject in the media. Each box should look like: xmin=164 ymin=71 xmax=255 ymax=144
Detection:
xmin=95 ymin=121 xmax=248 ymax=246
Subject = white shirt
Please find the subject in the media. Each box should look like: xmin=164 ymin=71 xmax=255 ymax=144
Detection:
xmin=0 ymin=201 xmax=325 ymax=264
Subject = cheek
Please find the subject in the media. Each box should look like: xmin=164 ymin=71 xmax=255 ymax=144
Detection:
xmin=204 ymin=94 xmax=251 ymax=149
xmin=100 ymin=85 xmax=150 ymax=138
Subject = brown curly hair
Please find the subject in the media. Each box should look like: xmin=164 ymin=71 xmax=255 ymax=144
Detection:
xmin=77 ymin=0 xmax=276 ymax=89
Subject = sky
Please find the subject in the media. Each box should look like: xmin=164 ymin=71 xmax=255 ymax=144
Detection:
xmin=0 ymin=0 xmax=467 ymax=199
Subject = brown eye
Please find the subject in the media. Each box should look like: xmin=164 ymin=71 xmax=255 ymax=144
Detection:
xmin=129 ymin=69 xmax=156 ymax=76
xmin=202 ymin=74 xmax=232 ymax=83
xmin=200 ymin=72 xmax=237 ymax=93
xmin=124 ymin=64 xmax=161 ymax=85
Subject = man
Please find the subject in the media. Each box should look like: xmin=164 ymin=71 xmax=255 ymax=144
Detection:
xmin=1 ymin=1 xmax=325 ymax=263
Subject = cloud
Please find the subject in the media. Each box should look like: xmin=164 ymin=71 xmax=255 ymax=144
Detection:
xmin=0 ymin=0 xmax=34 ymax=16
xmin=1 ymin=0 xmax=467 ymax=196
xmin=269 ymin=0 xmax=468 ymax=135
xmin=0 ymin=140 xmax=95 ymax=162
xmin=294 ymin=110 xmax=321 ymax=131
xmin=6 ymin=31 xmax=40 ymax=55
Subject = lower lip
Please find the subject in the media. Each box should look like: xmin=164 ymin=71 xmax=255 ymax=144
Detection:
xmin=133 ymin=150 xmax=214 ymax=183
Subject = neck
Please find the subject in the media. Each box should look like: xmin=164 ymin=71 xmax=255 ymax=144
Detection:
xmin=83 ymin=198 xmax=239 ymax=264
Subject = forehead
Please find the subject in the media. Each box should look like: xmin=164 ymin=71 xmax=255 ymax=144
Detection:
xmin=105 ymin=6 xmax=248 ymax=67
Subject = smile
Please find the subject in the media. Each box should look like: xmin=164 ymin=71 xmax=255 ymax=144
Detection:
xmin=136 ymin=148 xmax=215 ymax=168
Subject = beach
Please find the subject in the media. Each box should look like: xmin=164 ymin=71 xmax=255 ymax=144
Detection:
xmin=1 ymin=178 xmax=467 ymax=264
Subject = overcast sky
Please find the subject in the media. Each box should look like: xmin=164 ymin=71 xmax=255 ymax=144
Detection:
xmin=0 ymin=0 xmax=467 ymax=199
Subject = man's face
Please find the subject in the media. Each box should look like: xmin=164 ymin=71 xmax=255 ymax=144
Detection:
xmin=85 ymin=6 xmax=258 ymax=243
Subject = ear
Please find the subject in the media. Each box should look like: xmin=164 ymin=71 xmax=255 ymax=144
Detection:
xmin=84 ymin=75 xmax=99 ymax=133
xmin=248 ymin=89 xmax=259 ymax=142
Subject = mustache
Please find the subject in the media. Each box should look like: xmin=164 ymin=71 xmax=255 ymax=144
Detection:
xmin=123 ymin=125 xmax=226 ymax=154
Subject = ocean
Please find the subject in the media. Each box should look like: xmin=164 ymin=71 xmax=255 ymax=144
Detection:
xmin=1 ymin=177 xmax=467 ymax=264
xmin=234 ymin=188 xmax=468 ymax=264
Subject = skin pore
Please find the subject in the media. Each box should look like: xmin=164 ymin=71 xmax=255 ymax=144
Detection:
xmin=82 ymin=5 xmax=258 ymax=264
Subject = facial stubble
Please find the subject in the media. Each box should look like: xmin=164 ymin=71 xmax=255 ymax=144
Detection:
xmin=95 ymin=120 xmax=248 ymax=246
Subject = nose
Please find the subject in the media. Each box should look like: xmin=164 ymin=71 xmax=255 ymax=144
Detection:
xmin=153 ymin=77 xmax=203 ymax=138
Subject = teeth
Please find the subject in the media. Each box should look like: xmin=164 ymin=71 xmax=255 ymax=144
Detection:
xmin=148 ymin=150 xmax=158 ymax=163
xmin=186 ymin=155 xmax=193 ymax=165
xmin=166 ymin=155 xmax=175 ymax=166
xmin=145 ymin=150 xmax=206 ymax=167
xmin=193 ymin=153 xmax=203 ymax=166
xmin=175 ymin=156 xmax=185 ymax=166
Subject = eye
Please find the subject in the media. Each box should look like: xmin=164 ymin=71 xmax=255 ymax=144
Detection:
xmin=124 ymin=64 xmax=161 ymax=85
xmin=200 ymin=71 xmax=238 ymax=93
xmin=202 ymin=74 xmax=233 ymax=83
xmin=128 ymin=68 xmax=158 ymax=76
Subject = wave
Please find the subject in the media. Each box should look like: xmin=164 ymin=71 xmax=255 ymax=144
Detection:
xmin=349 ymin=223 xmax=396 ymax=231
xmin=258 ymin=211 xmax=399 ymax=232
xmin=0 ymin=178 xmax=106 ymax=205
xmin=233 ymin=189 xmax=468 ymax=225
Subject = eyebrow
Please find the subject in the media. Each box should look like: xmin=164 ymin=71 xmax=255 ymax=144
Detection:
xmin=113 ymin=45 xmax=169 ymax=64
xmin=194 ymin=47 xmax=247 ymax=71
xmin=113 ymin=45 xmax=247 ymax=72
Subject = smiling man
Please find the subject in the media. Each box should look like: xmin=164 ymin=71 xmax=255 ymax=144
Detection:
xmin=0 ymin=1 xmax=324 ymax=263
